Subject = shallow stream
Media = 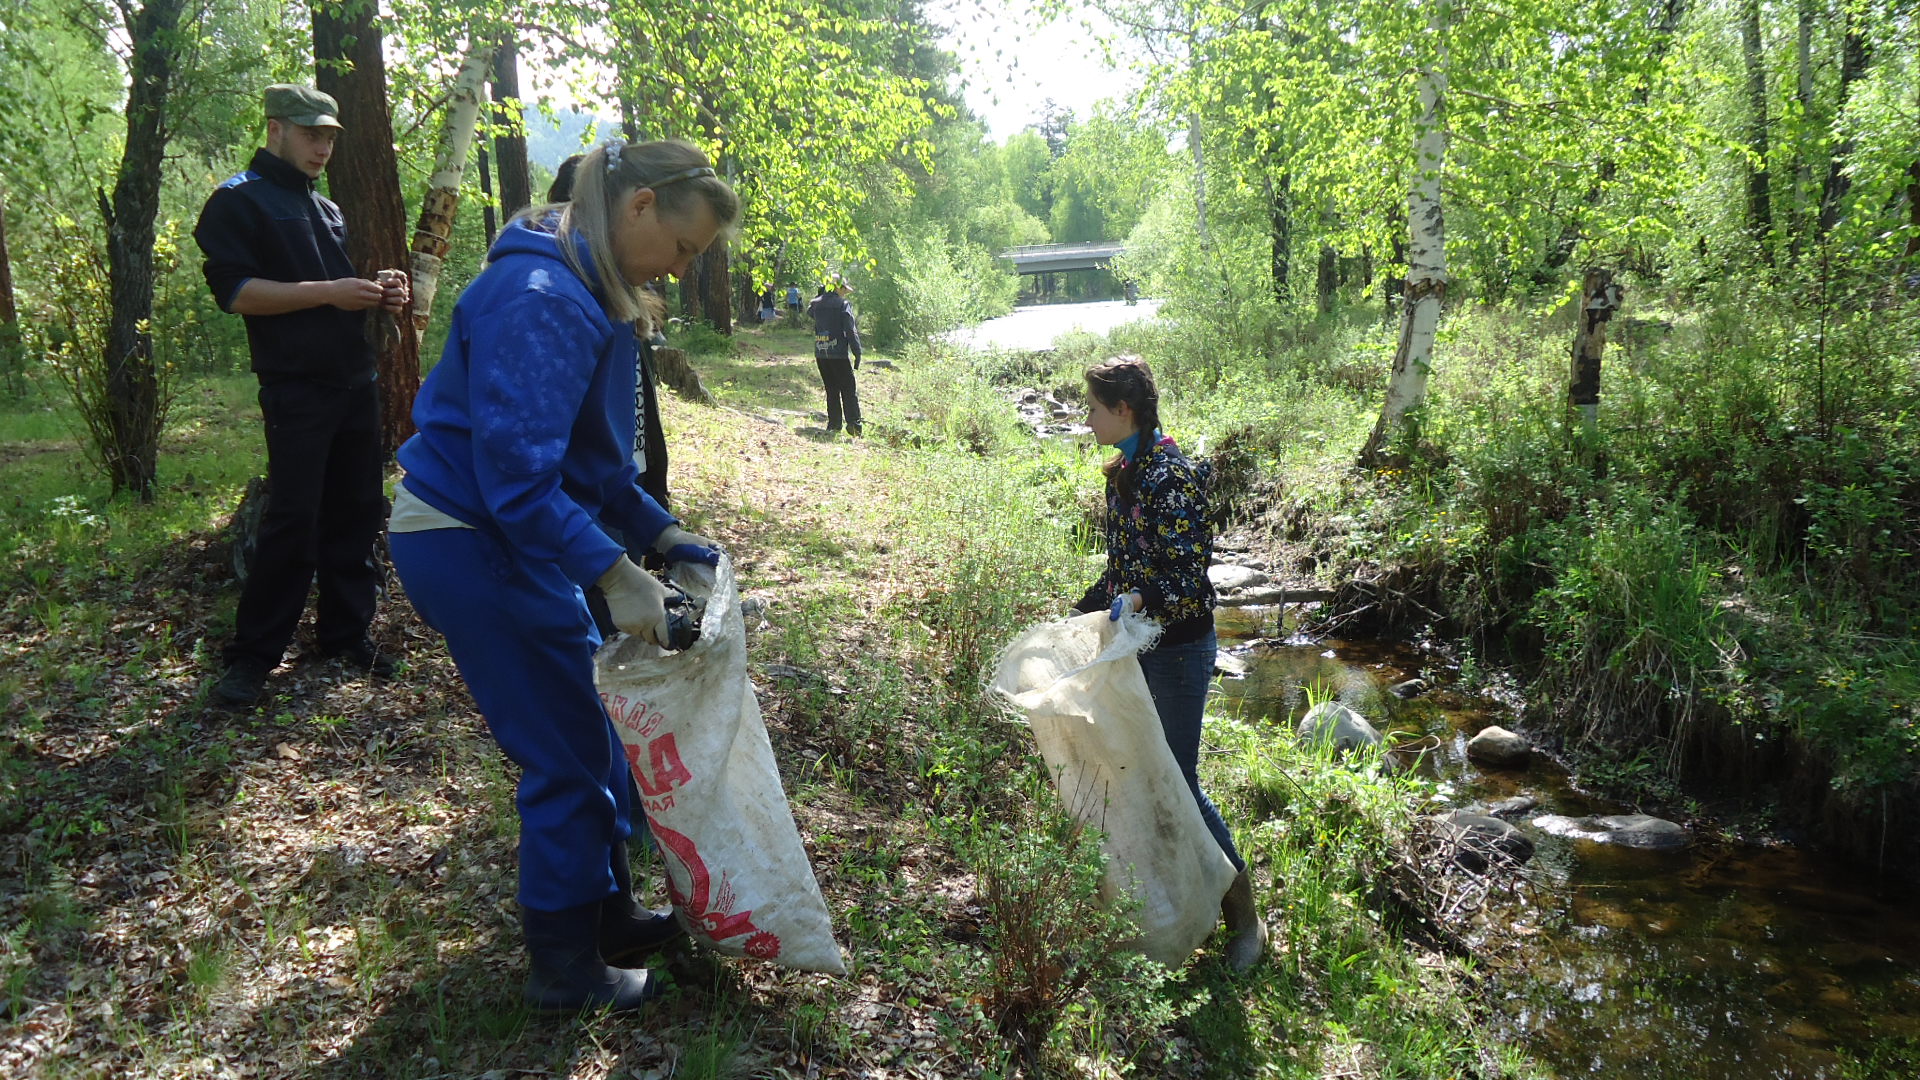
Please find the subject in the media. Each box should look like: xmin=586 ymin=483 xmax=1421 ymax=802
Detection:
xmin=1212 ymin=604 xmax=1920 ymax=1079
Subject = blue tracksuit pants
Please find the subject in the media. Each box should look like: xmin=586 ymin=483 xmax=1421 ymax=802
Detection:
xmin=390 ymin=527 xmax=631 ymax=913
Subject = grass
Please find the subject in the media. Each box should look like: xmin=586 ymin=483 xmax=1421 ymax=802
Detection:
xmin=0 ymin=324 xmax=1538 ymax=1079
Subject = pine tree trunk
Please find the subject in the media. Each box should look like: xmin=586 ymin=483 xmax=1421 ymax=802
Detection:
xmin=1361 ymin=14 xmax=1447 ymax=466
xmin=102 ymin=0 xmax=188 ymax=500
xmin=492 ymin=42 xmax=532 ymax=222
xmin=408 ymin=39 xmax=494 ymax=339
xmin=1741 ymin=0 xmax=1773 ymax=262
xmin=314 ymin=0 xmax=420 ymax=456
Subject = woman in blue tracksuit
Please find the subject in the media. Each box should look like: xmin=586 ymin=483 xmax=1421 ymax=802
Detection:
xmin=388 ymin=140 xmax=739 ymax=1013
xmin=1072 ymin=355 xmax=1268 ymax=973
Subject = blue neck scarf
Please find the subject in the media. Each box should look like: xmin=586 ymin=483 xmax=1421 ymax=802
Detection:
xmin=1117 ymin=429 xmax=1160 ymax=464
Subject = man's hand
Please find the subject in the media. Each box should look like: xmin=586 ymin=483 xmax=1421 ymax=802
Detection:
xmin=653 ymin=524 xmax=722 ymax=567
xmin=598 ymin=556 xmax=671 ymax=646
xmin=329 ymin=277 xmax=387 ymax=311
xmin=376 ymin=269 xmax=410 ymax=314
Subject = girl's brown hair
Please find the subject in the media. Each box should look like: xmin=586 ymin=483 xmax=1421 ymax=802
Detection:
xmin=518 ymin=139 xmax=741 ymax=327
xmin=1085 ymin=354 xmax=1162 ymax=501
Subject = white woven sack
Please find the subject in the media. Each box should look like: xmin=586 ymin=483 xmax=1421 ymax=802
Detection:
xmin=991 ymin=611 xmax=1238 ymax=967
xmin=595 ymin=556 xmax=846 ymax=974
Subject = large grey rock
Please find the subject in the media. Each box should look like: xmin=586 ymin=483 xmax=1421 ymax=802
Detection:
xmin=1467 ymin=725 xmax=1531 ymax=767
xmin=1429 ymin=810 xmax=1535 ymax=871
xmin=1214 ymin=651 xmax=1250 ymax=677
xmin=1296 ymin=701 xmax=1381 ymax=755
xmin=1208 ymin=563 xmax=1270 ymax=593
xmin=1530 ymin=813 xmax=1691 ymax=850
xmin=1483 ymin=795 xmax=1540 ymax=818
xmin=1388 ymin=677 xmax=1430 ymax=699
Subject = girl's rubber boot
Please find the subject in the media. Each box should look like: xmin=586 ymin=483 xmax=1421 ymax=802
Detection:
xmin=522 ymin=903 xmax=658 ymax=1013
xmin=1221 ymin=869 xmax=1268 ymax=973
xmin=600 ymin=840 xmax=685 ymax=967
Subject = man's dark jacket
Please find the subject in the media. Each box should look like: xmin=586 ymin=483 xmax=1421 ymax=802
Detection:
xmin=810 ymin=291 xmax=862 ymax=362
xmin=194 ymin=148 xmax=374 ymax=387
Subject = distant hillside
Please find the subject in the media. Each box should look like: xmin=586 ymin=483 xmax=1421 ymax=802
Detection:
xmin=523 ymin=106 xmax=609 ymax=170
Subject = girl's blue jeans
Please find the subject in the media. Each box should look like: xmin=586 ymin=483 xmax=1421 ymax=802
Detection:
xmin=1136 ymin=629 xmax=1245 ymax=873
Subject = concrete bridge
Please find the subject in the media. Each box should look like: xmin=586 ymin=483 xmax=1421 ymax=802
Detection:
xmin=997 ymin=242 xmax=1126 ymax=275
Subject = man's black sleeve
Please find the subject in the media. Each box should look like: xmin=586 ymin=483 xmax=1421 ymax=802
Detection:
xmin=193 ymin=188 xmax=261 ymax=314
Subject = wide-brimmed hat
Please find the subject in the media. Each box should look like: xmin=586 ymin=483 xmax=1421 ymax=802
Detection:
xmin=824 ymin=272 xmax=853 ymax=292
xmin=264 ymin=84 xmax=342 ymax=129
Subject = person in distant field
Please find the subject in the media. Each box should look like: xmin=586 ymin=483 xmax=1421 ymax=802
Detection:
xmin=1070 ymin=355 xmax=1267 ymax=973
xmin=193 ymin=84 xmax=410 ymax=707
xmin=388 ymin=139 xmax=738 ymax=1013
xmin=758 ymin=283 xmax=779 ymax=322
xmin=810 ymin=273 xmax=863 ymax=435
xmin=785 ymin=282 xmax=802 ymax=312
xmin=1123 ymin=278 xmax=1139 ymax=305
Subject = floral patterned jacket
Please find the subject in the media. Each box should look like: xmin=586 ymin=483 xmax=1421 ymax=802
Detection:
xmin=1074 ymin=435 xmax=1216 ymax=644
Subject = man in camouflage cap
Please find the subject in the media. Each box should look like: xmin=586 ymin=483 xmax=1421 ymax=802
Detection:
xmin=192 ymin=84 xmax=410 ymax=706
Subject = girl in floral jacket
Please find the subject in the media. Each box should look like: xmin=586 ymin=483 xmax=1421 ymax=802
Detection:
xmin=1072 ymin=355 xmax=1267 ymax=972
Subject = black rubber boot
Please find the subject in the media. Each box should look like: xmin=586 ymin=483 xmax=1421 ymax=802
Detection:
xmin=600 ymin=840 xmax=684 ymax=967
xmin=522 ymin=902 xmax=658 ymax=1013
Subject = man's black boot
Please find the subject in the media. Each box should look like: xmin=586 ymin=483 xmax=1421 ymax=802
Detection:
xmin=522 ymin=902 xmax=658 ymax=1013
xmin=600 ymin=840 xmax=684 ymax=967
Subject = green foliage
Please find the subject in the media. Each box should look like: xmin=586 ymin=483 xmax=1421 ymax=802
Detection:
xmin=861 ymin=224 xmax=1018 ymax=349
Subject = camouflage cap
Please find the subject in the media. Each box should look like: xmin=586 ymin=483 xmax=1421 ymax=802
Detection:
xmin=264 ymin=84 xmax=342 ymax=129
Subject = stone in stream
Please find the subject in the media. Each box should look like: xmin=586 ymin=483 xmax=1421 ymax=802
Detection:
xmin=1427 ymin=810 xmax=1535 ymax=872
xmin=1467 ymin=725 xmax=1532 ymax=767
xmin=1483 ymin=795 xmax=1540 ymax=818
xmin=1530 ymin=813 xmax=1691 ymax=851
xmin=1208 ymin=563 xmax=1270 ymax=593
xmin=1214 ymin=651 xmax=1250 ymax=678
xmin=1217 ymin=585 xmax=1290 ymax=607
xmin=1296 ymin=701 xmax=1381 ymax=755
xmin=1388 ymin=677 xmax=1430 ymax=699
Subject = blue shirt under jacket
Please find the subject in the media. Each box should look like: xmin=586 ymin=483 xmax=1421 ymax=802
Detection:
xmin=397 ymin=219 xmax=674 ymax=588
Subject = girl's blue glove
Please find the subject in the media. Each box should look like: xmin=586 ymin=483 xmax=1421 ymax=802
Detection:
xmin=653 ymin=524 xmax=722 ymax=567
xmin=1108 ymin=590 xmax=1142 ymax=621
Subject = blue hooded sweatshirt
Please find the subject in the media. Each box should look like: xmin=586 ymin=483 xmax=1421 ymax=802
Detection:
xmin=397 ymin=219 xmax=674 ymax=588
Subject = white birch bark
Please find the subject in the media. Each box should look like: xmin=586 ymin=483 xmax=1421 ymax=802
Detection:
xmin=1363 ymin=5 xmax=1449 ymax=462
xmin=408 ymin=39 xmax=495 ymax=339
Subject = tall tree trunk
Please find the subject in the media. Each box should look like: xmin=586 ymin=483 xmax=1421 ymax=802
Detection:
xmin=1266 ymin=172 xmax=1291 ymax=303
xmin=1569 ymin=268 xmax=1623 ymax=423
xmin=102 ymin=0 xmax=188 ymax=499
xmin=1907 ymin=159 xmax=1920 ymax=261
xmin=1315 ymin=243 xmax=1337 ymax=315
xmin=680 ymin=253 xmax=705 ymax=322
xmin=1790 ymin=0 xmax=1814 ymax=259
xmin=314 ymin=0 xmax=420 ymax=456
xmin=1817 ymin=19 xmax=1871 ymax=238
xmin=0 ymin=185 xmax=16 ymax=328
xmin=1188 ymin=110 xmax=1213 ymax=250
xmin=409 ymin=39 xmax=494 ymax=340
xmin=1741 ymin=0 xmax=1773 ymax=263
xmin=491 ymin=41 xmax=532 ymax=222
xmin=477 ymin=143 xmax=497 ymax=246
xmin=704 ymin=241 xmax=732 ymax=336
xmin=1361 ymin=11 xmax=1447 ymax=465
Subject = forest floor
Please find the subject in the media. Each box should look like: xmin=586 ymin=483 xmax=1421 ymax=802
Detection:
xmin=0 ymin=325 xmax=1530 ymax=1080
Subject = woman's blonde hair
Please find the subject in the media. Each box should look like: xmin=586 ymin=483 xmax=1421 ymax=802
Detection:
xmin=517 ymin=139 xmax=740 ymax=326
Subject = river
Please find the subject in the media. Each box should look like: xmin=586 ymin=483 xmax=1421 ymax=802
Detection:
xmin=944 ymin=298 xmax=1166 ymax=353
xmin=1212 ymin=604 xmax=1920 ymax=1079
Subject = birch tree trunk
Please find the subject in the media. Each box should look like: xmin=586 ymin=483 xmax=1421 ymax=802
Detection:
xmin=1361 ymin=9 xmax=1448 ymax=465
xmin=1569 ymin=268 xmax=1623 ymax=425
xmin=408 ymin=40 xmax=494 ymax=340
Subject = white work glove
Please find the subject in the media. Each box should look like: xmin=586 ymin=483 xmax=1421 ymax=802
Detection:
xmin=653 ymin=524 xmax=721 ymax=567
xmin=598 ymin=556 xmax=670 ymax=646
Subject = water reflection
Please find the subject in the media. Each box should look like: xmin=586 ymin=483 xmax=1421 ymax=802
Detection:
xmin=1211 ymin=604 xmax=1920 ymax=1078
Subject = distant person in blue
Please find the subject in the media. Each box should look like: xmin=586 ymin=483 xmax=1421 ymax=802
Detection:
xmin=785 ymin=282 xmax=802 ymax=312
xmin=193 ymin=84 xmax=411 ymax=707
xmin=809 ymin=273 xmax=863 ymax=435
xmin=387 ymin=139 xmax=739 ymax=1014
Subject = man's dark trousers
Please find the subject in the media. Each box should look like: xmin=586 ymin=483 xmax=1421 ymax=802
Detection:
xmin=224 ymin=378 xmax=385 ymax=668
xmin=815 ymin=356 xmax=861 ymax=432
